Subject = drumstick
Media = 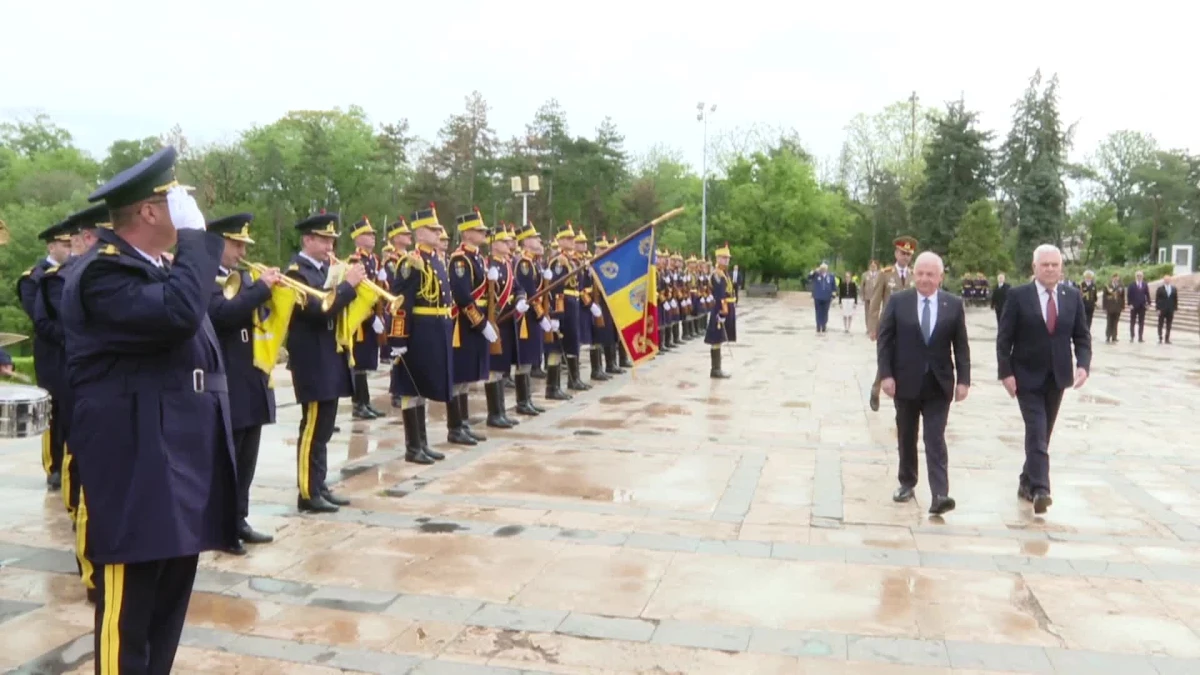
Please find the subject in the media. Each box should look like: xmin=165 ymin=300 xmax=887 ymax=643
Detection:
xmin=0 ymin=333 xmax=28 ymax=348
xmin=0 ymin=372 xmax=33 ymax=384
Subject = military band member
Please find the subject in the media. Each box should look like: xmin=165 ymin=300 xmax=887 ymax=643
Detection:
xmin=514 ymin=222 xmax=554 ymax=412
xmin=380 ymin=218 xmax=413 ymax=363
xmin=22 ymin=223 xmax=72 ymax=489
xmin=285 ymin=212 xmax=365 ymax=513
xmin=447 ymin=209 xmax=499 ymax=444
xmin=207 ymin=213 xmax=279 ymax=553
xmin=1103 ymin=273 xmax=1125 ymax=343
xmin=707 ymin=243 xmax=736 ymax=377
xmin=60 ymin=146 xmax=238 ymax=673
xmin=593 ymin=235 xmax=626 ymax=376
xmin=867 ymin=235 xmax=917 ymax=411
xmin=347 ymin=217 xmax=386 ymax=420
xmin=575 ymin=231 xmax=609 ymax=382
xmin=484 ymin=226 xmax=524 ymax=427
xmin=550 ymin=224 xmax=590 ymax=390
xmin=389 ymin=206 xmax=452 ymax=465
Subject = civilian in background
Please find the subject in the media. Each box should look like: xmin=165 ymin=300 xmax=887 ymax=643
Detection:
xmin=808 ymin=263 xmax=836 ymax=333
xmin=990 ymin=273 xmax=1010 ymax=324
xmin=838 ymin=271 xmax=858 ymax=333
xmin=1155 ymin=274 xmax=1178 ymax=344
xmin=1127 ymin=270 xmax=1150 ymax=343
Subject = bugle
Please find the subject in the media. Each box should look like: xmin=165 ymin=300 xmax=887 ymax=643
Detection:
xmin=227 ymin=258 xmax=338 ymax=312
xmin=328 ymin=254 xmax=403 ymax=313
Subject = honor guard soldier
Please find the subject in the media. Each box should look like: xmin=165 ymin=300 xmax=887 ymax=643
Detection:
xmin=514 ymin=222 xmax=554 ymax=413
xmin=448 ymin=208 xmax=500 ymax=444
xmin=22 ymin=223 xmax=72 ymax=489
xmin=285 ymin=212 xmax=366 ymax=513
xmin=380 ymin=218 xmax=413 ymax=362
xmin=388 ymin=205 xmax=453 ymax=465
xmin=483 ymin=226 xmax=524 ymax=427
xmin=207 ymin=213 xmax=280 ymax=553
xmin=867 ymin=235 xmax=917 ymax=411
xmin=437 ymin=226 xmax=451 ymax=262
xmin=574 ymin=230 xmax=609 ymax=382
xmin=593 ymin=235 xmax=626 ymax=376
xmin=347 ymin=217 xmax=387 ymax=420
xmin=59 ymin=146 xmax=239 ymax=673
xmin=707 ymin=243 xmax=737 ymax=378
xmin=655 ymin=251 xmax=670 ymax=350
xmin=549 ymin=224 xmax=589 ymax=391
xmin=671 ymin=252 xmax=687 ymax=344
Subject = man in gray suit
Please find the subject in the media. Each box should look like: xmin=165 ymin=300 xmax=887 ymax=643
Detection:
xmin=877 ymin=251 xmax=971 ymax=515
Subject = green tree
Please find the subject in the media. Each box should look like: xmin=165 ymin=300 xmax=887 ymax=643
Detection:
xmin=948 ymin=201 xmax=1011 ymax=275
xmin=101 ymin=137 xmax=162 ymax=179
xmin=910 ymin=100 xmax=993 ymax=255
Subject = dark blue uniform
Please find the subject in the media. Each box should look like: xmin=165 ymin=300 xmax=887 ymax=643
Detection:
xmin=706 ymin=264 xmax=736 ymax=378
xmin=389 ymin=242 xmax=453 ymax=464
xmin=348 ymin=243 xmax=384 ymax=419
xmin=449 ymin=245 xmax=490 ymax=384
xmin=20 ymin=255 xmax=61 ymax=482
xmin=549 ymin=250 xmax=591 ymax=391
xmin=513 ymin=237 xmax=552 ymax=413
xmin=285 ymin=244 xmax=357 ymax=509
xmin=210 ymin=232 xmax=277 ymax=551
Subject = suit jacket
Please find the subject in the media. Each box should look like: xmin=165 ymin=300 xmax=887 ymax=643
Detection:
xmin=990 ymin=282 xmax=1010 ymax=313
xmin=1127 ymin=281 xmax=1151 ymax=308
xmin=1155 ymin=285 xmax=1178 ymax=314
xmin=996 ymin=282 xmax=1092 ymax=391
xmin=877 ymin=289 xmax=971 ymax=400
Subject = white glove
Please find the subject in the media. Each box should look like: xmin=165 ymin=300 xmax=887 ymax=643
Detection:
xmin=539 ymin=317 xmax=553 ymax=332
xmin=376 ymin=268 xmax=388 ymax=282
xmin=542 ymin=269 xmax=554 ymax=280
xmin=516 ymin=299 xmax=529 ymax=314
xmin=550 ymin=319 xmax=561 ymax=332
xmin=590 ymin=304 xmax=602 ymax=318
xmin=372 ymin=316 xmax=385 ymax=334
xmin=395 ymin=346 xmax=408 ymax=356
xmin=167 ymin=186 xmax=205 ymax=231
xmin=707 ymin=295 xmax=714 ymax=303
xmin=482 ymin=322 xmax=499 ymax=343
xmin=670 ymin=300 xmax=678 ymax=309
xmin=487 ymin=266 xmax=500 ymax=281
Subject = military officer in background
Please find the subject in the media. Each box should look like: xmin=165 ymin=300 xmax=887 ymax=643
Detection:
xmin=484 ymin=226 xmax=525 ymax=427
xmin=207 ymin=214 xmax=280 ymax=553
xmin=22 ymin=223 xmax=72 ymax=489
xmin=707 ymin=243 xmax=736 ymax=378
xmin=389 ymin=205 xmax=452 ymax=465
xmin=448 ymin=209 xmax=499 ymax=444
xmin=60 ymin=146 xmax=238 ymax=673
xmin=867 ymin=235 xmax=918 ymax=411
xmin=1079 ymin=270 xmax=1098 ymax=329
xmin=285 ymin=212 xmax=365 ymax=514
xmin=514 ymin=222 xmax=555 ymax=412
xmin=346 ymin=217 xmax=386 ymax=420
xmin=1102 ymin=273 xmax=1125 ymax=343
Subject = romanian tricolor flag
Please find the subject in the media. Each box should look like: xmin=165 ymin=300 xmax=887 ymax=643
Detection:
xmin=589 ymin=225 xmax=659 ymax=365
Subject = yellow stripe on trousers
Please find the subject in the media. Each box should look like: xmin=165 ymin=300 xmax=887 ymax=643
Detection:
xmin=297 ymin=402 xmax=318 ymax=499
xmin=61 ymin=447 xmax=73 ymax=516
xmin=41 ymin=430 xmax=51 ymax=475
xmin=75 ymin=487 xmax=94 ymax=589
xmin=99 ymin=562 xmax=125 ymax=674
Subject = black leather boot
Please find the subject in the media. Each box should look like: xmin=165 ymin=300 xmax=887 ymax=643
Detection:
xmin=459 ymin=393 xmax=487 ymax=441
xmin=531 ymin=364 xmax=547 ymax=379
xmin=496 ymin=379 xmax=520 ymax=426
xmin=239 ymin=519 xmax=274 ymax=544
xmin=352 ymin=373 xmax=377 ymax=419
xmin=589 ymin=347 xmax=611 ymax=381
xmin=515 ymin=373 xmax=543 ymax=414
xmin=567 ymin=356 xmax=591 ymax=390
xmin=503 ymin=374 xmax=515 ymax=389
xmin=674 ymin=323 xmax=682 ymax=345
xmin=485 ymin=381 xmax=515 ymax=428
xmin=605 ymin=344 xmax=625 ymax=374
xmin=545 ymin=365 xmax=571 ymax=400
xmin=297 ymin=494 xmax=339 ymax=513
xmin=403 ymin=407 xmax=434 ymax=464
xmin=710 ymin=348 xmax=730 ymax=379
xmin=446 ymin=399 xmax=476 ymax=445
xmin=416 ymin=405 xmax=444 ymax=460
xmin=618 ymin=343 xmax=633 ymax=369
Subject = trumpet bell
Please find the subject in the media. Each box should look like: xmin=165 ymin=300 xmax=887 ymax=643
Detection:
xmin=222 ymin=273 xmax=241 ymax=299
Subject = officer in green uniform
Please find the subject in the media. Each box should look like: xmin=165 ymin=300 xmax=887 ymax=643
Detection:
xmin=867 ymin=235 xmax=918 ymax=411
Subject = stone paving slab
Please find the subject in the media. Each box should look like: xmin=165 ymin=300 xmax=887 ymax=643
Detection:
xmin=6 ymin=297 xmax=1200 ymax=673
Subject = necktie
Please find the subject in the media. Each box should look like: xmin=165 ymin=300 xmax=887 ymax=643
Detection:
xmin=921 ymin=298 xmax=932 ymax=344
xmin=1046 ymin=290 xmax=1058 ymax=334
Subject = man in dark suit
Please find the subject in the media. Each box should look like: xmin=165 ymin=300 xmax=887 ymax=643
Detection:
xmin=877 ymin=251 xmax=970 ymax=515
xmin=1126 ymin=270 xmax=1150 ymax=342
xmin=1155 ymin=274 xmax=1178 ymax=344
xmin=990 ymin=273 xmax=1010 ymax=324
xmin=997 ymin=244 xmax=1091 ymax=514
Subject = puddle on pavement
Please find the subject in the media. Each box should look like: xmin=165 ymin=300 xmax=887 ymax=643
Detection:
xmin=781 ymin=401 xmax=811 ymax=409
xmin=1020 ymin=540 xmax=1051 ymax=556
xmin=599 ymin=395 xmax=640 ymax=405
xmin=677 ymin=381 xmax=697 ymax=390
xmin=1077 ymin=394 xmax=1120 ymax=406
xmin=418 ymin=522 xmax=465 ymax=534
xmin=493 ymin=525 xmax=524 ymax=537
xmin=645 ymin=403 xmax=690 ymax=417
xmin=558 ymin=418 xmax=626 ymax=430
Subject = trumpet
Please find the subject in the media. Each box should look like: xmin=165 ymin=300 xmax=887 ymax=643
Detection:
xmin=223 ymin=259 xmax=337 ymax=312
xmin=328 ymin=254 xmax=403 ymax=312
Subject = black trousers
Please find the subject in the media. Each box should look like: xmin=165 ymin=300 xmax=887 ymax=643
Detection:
xmin=1129 ymin=306 xmax=1146 ymax=340
xmin=297 ymin=400 xmax=337 ymax=500
xmin=1016 ymin=377 xmax=1065 ymax=494
xmin=1084 ymin=304 xmax=1095 ymax=327
xmin=1158 ymin=312 xmax=1174 ymax=341
xmin=893 ymin=372 xmax=951 ymax=498
xmin=233 ymin=425 xmax=262 ymax=520
xmin=42 ymin=399 xmax=64 ymax=476
xmin=93 ymin=554 xmax=199 ymax=675
xmin=1105 ymin=311 xmax=1121 ymax=341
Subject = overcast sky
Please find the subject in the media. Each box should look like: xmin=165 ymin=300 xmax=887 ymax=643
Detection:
xmin=2 ymin=1 xmax=1194 ymax=174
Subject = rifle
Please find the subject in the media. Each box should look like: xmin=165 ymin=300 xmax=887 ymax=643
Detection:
xmin=487 ymin=258 xmax=502 ymax=356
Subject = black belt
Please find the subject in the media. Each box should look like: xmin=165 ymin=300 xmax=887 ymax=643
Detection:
xmin=75 ymin=370 xmax=228 ymax=397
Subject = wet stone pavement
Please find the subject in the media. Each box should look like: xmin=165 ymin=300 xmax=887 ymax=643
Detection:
xmin=3 ymin=294 xmax=1200 ymax=673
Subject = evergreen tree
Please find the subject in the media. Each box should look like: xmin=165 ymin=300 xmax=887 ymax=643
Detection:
xmin=949 ymin=200 xmax=1011 ymax=276
xmin=910 ymin=101 xmax=993 ymax=255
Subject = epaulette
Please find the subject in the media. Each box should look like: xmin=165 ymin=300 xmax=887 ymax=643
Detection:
xmin=20 ymin=267 xmax=32 ymax=278
xmin=45 ymin=265 xmax=60 ymax=276
xmin=882 ymin=265 xmax=894 ymax=272
xmin=287 ymin=263 xmax=300 ymax=272
xmin=99 ymin=244 xmax=119 ymax=256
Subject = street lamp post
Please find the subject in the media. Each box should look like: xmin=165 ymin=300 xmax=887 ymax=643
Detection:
xmin=696 ymin=102 xmax=716 ymax=257
xmin=510 ymin=175 xmax=540 ymax=232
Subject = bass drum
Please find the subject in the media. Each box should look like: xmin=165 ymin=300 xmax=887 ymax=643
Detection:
xmin=0 ymin=384 xmax=52 ymax=438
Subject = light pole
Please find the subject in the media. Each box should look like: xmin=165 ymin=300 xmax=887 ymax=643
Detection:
xmin=510 ymin=175 xmax=540 ymax=233
xmin=696 ymin=102 xmax=716 ymax=257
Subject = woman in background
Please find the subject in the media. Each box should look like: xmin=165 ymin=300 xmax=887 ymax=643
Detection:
xmin=838 ymin=271 xmax=859 ymax=333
